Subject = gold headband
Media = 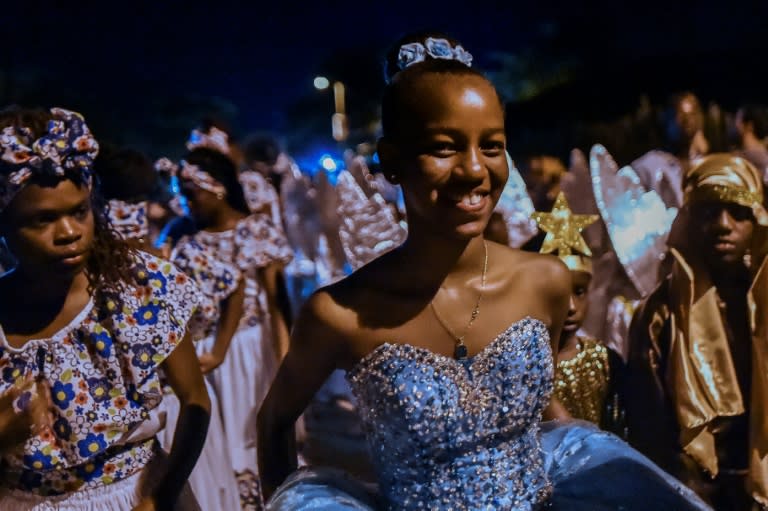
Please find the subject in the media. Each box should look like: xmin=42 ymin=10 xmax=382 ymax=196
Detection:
xmin=684 ymin=153 xmax=768 ymax=225
xmin=532 ymin=192 xmax=598 ymax=274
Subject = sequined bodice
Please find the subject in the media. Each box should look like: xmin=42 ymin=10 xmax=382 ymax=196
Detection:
xmin=347 ymin=317 xmax=554 ymax=510
xmin=554 ymin=337 xmax=610 ymax=425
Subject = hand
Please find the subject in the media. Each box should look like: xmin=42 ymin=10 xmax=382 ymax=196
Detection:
xmin=131 ymin=496 xmax=156 ymax=511
xmin=198 ymin=351 xmax=224 ymax=375
xmin=0 ymin=379 xmax=53 ymax=453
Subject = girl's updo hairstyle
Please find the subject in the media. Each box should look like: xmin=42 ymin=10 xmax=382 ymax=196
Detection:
xmin=380 ymin=31 xmax=501 ymax=142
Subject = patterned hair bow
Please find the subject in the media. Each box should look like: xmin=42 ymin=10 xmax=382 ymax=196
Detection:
xmin=179 ymin=160 xmax=227 ymax=198
xmin=0 ymin=108 xmax=99 ymax=211
xmin=186 ymin=126 xmax=230 ymax=156
xmin=154 ymin=157 xmax=179 ymax=177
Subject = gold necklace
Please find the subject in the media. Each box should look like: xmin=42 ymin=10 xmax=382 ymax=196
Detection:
xmin=430 ymin=240 xmax=489 ymax=360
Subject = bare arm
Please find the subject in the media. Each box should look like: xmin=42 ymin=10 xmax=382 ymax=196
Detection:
xmin=199 ymin=278 xmax=246 ymax=374
xmin=538 ymin=257 xmax=574 ymax=422
xmin=260 ymin=262 xmax=291 ymax=361
xmin=257 ymin=291 xmax=345 ymax=500
xmin=150 ymin=333 xmax=212 ymax=509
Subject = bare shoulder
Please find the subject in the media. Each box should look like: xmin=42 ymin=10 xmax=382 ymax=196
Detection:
xmin=297 ymin=284 xmax=354 ymax=338
xmin=487 ymin=242 xmax=571 ymax=311
xmin=528 ymin=253 xmax=572 ymax=296
xmin=292 ymin=285 xmax=353 ymax=356
xmin=488 ymin=242 xmax=570 ymax=290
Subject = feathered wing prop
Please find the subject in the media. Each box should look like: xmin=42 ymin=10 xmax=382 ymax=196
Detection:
xmin=494 ymin=153 xmax=538 ymax=248
xmin=590 ymin=144 xmax=678 ymax=298
xmin=281 ymin=171 xmax=321 ymax=260
xmin=313 ymin=170 xmax=350 ymax=279
xmin=336 ymin=170 xmax=407 ymax=271
xmin=630 ymin=150 xmax=684 ymax=209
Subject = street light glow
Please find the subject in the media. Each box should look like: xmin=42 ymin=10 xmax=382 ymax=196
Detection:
xmin=313 ymin=76 xmax=330 ymax=90
xmin=320 ymin=155 xmax=337 ymax=171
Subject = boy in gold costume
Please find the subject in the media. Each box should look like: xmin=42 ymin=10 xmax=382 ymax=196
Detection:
xmin=626 ymin=154 xmax=768 ymax=510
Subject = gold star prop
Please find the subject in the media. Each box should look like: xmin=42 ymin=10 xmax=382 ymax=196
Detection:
xmin=531 ymin=192 xmax=598 ymax=257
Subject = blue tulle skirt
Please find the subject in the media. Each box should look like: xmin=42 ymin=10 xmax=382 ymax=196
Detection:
xmin=266 ymin=421 xmax=712 ymax=510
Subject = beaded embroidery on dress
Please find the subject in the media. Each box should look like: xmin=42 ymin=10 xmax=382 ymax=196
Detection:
xmin=346 ymin=317 xmax=554 ymax=510
xmin=267 ymin=314 xmax=714 ymax=511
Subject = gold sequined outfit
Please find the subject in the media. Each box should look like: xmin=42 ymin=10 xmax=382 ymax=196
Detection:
xmin=554 ymin=337 xmax=610 ymax=424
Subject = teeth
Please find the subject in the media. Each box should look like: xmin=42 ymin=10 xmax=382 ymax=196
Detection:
xmin=451 ymin=193 xmax=484 ymax=206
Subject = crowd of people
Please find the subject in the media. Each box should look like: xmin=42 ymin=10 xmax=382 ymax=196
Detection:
xmin=0 ymin=30 xmax=765 ymax=511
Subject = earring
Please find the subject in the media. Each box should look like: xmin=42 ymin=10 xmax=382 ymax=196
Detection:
xmin=744 ymin=249 xmax=752 ymax=269
xmin=0 ymin=236 xmax=18 ymax=278
xmin=388 ymin=174 xmax=398 ymax=183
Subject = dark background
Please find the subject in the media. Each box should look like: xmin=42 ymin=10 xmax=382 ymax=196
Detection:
xmin=2 ymin=0 xmax=766 ymax=165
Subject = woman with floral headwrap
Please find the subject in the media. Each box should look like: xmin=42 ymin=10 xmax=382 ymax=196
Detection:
xmin=172 ymin=147 xmax=293 ymax=510
xmin=0 ymin=106 xmax=210 ymax=510
xmin=94 ymin=147 xmax=243 ymax=510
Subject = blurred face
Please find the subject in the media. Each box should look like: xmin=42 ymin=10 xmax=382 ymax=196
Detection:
xmin=690 ymin=200 xmax=754 ymax=270
xmin=734 ymin=109 xmax=754 ymax=139
xmin=382 ymin=74 xmax=508 ymax=240
xmin=250 ymin=160 xmax=273 ymax=178
xmin=1 ymin=179 xmax=94 ymax=280
xmin=526 ymin=156 xmax=563 ymax=210
xmin=146 ymin=201 xmax=171 ymax=227
xmin=180 ymin=180 xmax=221 ymax=224
xmin=563 ymin=270 xmax=591 ymax=334
xmin=674 ymin=95 xmax=704 ymax=140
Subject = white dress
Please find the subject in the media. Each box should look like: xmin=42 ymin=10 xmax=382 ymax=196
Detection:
xmin=162 ymin=239 xmax=244 ymax=510
xmin=174 ymin=216 xmax=293 ymax=510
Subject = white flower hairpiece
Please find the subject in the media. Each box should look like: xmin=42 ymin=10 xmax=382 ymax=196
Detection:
xmin=397 ymin=37 xmax=473 ymax=72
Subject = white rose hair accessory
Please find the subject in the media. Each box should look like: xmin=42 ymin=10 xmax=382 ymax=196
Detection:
xmin=186 ymin=126 xmax=231 ymax=156
xmin=107 ymin=199 xmax=149 ymax=240
xmin=396 ymin=37 xmax=473 ymax=76
xmin=0 ymin=108 xmax=99 ymax=211
xmin=179 ymin=160 xmax=227 ymax=198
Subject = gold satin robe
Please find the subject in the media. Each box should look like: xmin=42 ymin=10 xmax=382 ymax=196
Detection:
xmin=626 ymin=249 xmax=768 ymax=506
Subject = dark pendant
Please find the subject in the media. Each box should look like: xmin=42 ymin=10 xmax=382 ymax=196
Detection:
xmin=454 ymin=344 xmax=468 ymax=360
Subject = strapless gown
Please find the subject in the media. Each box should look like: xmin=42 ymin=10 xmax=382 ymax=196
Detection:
xmin=266 ymin=318 xmax=711 ymax=510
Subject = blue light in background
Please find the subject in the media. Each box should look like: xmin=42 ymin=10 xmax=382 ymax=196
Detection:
xmin=320 ymin=154 xmax=337 ymax=172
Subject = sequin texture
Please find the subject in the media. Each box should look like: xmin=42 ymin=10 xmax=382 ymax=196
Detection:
xmin=553 ymin=337 xmax=609 ymax=425
xmin=347 ymin=317 xmax=554 ymax=510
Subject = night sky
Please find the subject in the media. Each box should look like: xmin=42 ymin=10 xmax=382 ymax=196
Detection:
xmin=3 ymin=1 xmax=768 ymax=158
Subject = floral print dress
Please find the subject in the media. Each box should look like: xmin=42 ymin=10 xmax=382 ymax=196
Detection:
xmin=0 ymin=252 xmax=199 ymax=506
